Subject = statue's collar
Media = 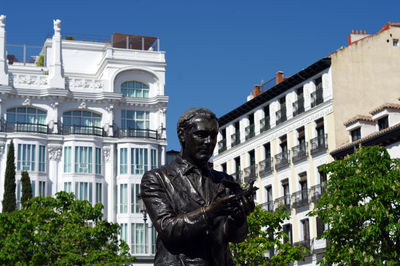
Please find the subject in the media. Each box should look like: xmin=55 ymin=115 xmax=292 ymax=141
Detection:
xmin=175 ymin=155 xmax=210 ymax=175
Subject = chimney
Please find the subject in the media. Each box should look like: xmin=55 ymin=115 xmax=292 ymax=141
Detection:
xmin=276 ymin=71 xmax=285 ymax=85
xmin=253 ymin=85 xmax=261 ymax=97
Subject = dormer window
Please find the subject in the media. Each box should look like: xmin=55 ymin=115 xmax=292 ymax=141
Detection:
xmin=351 ymin=128 xmax=361 ymax=141
xmin=378 ymin=116 xmax=389 ymax=130
xmin=121 ymin=81 xmax=149 ymax=98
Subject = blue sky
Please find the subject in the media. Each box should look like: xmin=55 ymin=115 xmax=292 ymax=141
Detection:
xmin=2 ymin=0 xmax=400 ymax=150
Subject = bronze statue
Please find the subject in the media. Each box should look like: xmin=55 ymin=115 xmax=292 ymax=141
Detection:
xmin=141 ymin=108 xmax=256 ymax=265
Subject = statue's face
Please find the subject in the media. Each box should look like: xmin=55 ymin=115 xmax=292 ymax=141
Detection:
xmin=182 ymin=117 xmax=218 ymax=166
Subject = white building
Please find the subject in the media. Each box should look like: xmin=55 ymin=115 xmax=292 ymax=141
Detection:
xmin=0 ymin=15 xmax=167 ymax=264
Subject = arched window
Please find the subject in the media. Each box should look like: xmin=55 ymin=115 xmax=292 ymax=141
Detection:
xmin=121 ymin=81 xmax=149 ymax=98
xmin=63 ymin=110 xmax=102 ymax=136
xmin=6 ymin=107 xmax=47 ymax=133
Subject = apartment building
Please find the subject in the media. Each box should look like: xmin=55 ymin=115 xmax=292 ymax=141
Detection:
xmin=213 ymin=23 xmax=400 ymax=265
xmin=0 ymin=16 xmax=167 ymax=265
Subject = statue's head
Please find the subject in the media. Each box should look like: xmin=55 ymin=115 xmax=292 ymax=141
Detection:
xmin=177 ymin=108 xmax=219 ymax=166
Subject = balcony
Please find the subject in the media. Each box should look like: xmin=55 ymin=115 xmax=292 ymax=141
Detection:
xmin=231 ymin=132 xmax=240 ymax=147
xmin=4 ymin=121 xmax=48 ymax=134
xmin=275 ymin=108 xmax=287 ymax=125
xmin=311 ymin=88 xmax=323 ymax=108
xmin=118 ymin=128 xmax=161 ymax=139
xmin=292 ymin=190 xmax=309 ymax=208
xmin=62 ymin=125 xmax=104 ymax=136
xmin=293 ymin=239 xmax=311 ymax=250
xmin=292 ymin=142 xmax=307 ymax=163
xmin=275 ymin=151 xmax=289 ymax=169
xmin=310 ymin=134 xmax=327 ymax=155
xmin=310 ymin=184 xmax=325 ymax=202
xmin=259 ymin=158 xmax=273 ymax=177
xmin=260 ymin=117 xmax=270 ymax=133
xmin=230 ymin=171 xmax=242 ymax=183
xmin=243 ymin=165 xmax=257 ymax=184
xmin=218 ymin=139 xmax=227 ymax=153
xmin=275 ymin=195 xmax=291 ymax=210
xmin=261 ymin=201 xmax=274 ymax=212
xmin=245 ymin=124 xmax=255 ymax=141
xmin=292 ymin=96 xmax=305 ymax=117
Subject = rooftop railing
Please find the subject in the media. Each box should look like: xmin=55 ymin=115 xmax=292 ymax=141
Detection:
xmin=6 ymin=44 xmax=43 ymax=65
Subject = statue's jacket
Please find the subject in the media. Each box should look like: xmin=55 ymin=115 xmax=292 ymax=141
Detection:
xmin=141 ymin=156 xmax=248 ymax=266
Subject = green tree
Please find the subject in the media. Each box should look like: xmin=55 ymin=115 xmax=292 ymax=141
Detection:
xmin=309 ymin=146 xmax=400 ymax=265
xmin=20 ymin=171 xmax=32 ymax=206
xmin=0 ymin=191 xmax=135 ymax=265
xmin=2 ymin=140 xmax=16 ymax=212
xmin=230 ymin=205 xmax=308 ymax=265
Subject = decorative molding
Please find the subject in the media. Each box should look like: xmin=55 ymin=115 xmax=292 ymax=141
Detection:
xmin=12 ymin=74 xmax=48 ymax=86
xmin=22 ymin=97 xmax=31 ymax=106
xmin=78 ymin=100 xmax=87 ymax=109
xmin=66 ymin=77 xmax=104 ymax=90
xmin=106 ymin=104 xmax=114 ymax=112
xmin=103 ymin=146 xmax=111 ymax=162
xmin=48 ymin=145 xmax=62 ymax=161
xmin=0 ymin=142 xmax=5 ymax=157
xmin=50 ymin=102 xmax=59 ymax=109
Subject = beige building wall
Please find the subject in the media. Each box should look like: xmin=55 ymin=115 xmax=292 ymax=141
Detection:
xmin=331 ymin=26 xmax=400 ymax=147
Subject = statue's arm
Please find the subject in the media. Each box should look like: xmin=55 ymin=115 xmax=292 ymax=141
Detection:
xmin=140 ymin=170 xmax=209 ymax=245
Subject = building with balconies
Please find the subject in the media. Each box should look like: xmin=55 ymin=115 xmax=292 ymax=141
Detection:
xmin=213 ymin=23 xmax=400 ymax=265
xmin=0 ymin=15 xmax=167 ymax=265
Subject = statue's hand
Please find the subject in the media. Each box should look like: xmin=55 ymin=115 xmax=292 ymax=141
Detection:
xmin=205 ymin=190 xmax=238 ymax=219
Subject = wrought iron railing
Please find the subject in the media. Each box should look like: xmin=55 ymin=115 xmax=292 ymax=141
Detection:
xmin=292 ymin=96 xmax=305 ymax=117
xmin=259 ymin=158 xmax=273 ymax=176
xmin=4 ymin=122 xmax=48 ymax=134
xmin=243 ymin=165 xmax=257 ymax=184
xmin=62 ymin=125 xmax=104 ymax=136
xmin=230 ymin=171 xmax=242 ymax=183
xmin=310 ymin=184 xmax=325 ymax=202
xmin=261 ymin=201 xmax=274 ymax=212
xmin=292 ymin=142 xmax=307 ymax=162
xmin=118 ymin=128 xmax=160 ymax=139
xmin=293 ymin=239 xmax=311 ymax=250
xmin=231 ymin=132 xmax=240 ymax=147
xmin=311 ymin=88 xmax=323 ymax=108
xmin=275 ymin=195 xmax=291 ymax=210
xmin=310 ymin=134 xmax=327 ymax=155
xmin=218 ymin=139 xmax=227 ymax=153
xmin=245 ymin=124 xmax=255 ymax=140
xmin=276 ymin=108 xmax=287 ymax=125
xmin=275 ymin=151 xmax=289 ymax=169
xmin=260 ymin=117 xmax=270 ymax=132
xmin=292 ymin=189 xmax=309 ymax=208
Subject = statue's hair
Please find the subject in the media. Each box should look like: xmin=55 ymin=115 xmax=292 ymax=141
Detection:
xmin=177 ymin=108 xmax=218 ymax=145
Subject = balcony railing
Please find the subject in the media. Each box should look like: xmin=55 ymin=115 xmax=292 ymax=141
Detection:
xmin=275 ymin=195 xmax=291 ymax=210
xmin=118 ymin=128 xmax=160 ymax=139
xmin=62 ymin=125 xmax=104 ymax=136
xmin=292 ymin=189 xmax=309 ymax=208
xmin=310 ymin=134 xmax=327 ymax=155
xmin=245 ymin=124 xmax=255 ymax=140
xmin=275 ymin=151 xmax=289 ymax=169
xmin=231 ymin=132 xmax=240 ymax=147
xmin=230 ymin=171 xmax=242 ymax=183
xmin=218 ymin=139 xmax=227 ymax=153
xmin=260 ymin=117 xmax=270 ymax=132
xmin=311 ymin=88 xmax=323 ymax=108
xmin=275 ymin=108 xmax=287 ymax=125
xmin=4 ymin=122 xmax=48 ymax=134
xmin=243 ymin=165 xmax=257 ymax=184
xmin=293 ymin=239 xmax=311 ymax=250
xmin=259 ymin=158 xmax=273 ymax=177
xmin=310 ymin=184 xmax=325 ymax=202
xmin=261 ymin=201 xmax=274 ymax=212
xmin=292 ymin=142 xmax=307 ymax=163
xmin=292 ymin=96 xmax=305 ymax=117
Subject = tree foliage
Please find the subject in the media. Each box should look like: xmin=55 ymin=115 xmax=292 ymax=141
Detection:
xmin=2 ymin=140 xmax=16 ymax=212
xmin=21 ymin=171 xmax=32 ymax=206
xmin=309 ymin=146 xmax=400 ymax=265
xmin=0 ymin=191 xmax=135 ymax=265
xmin=230 ymin=205 xmax=308 ymax=265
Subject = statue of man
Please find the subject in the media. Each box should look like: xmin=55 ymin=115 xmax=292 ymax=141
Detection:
xmin=141 ymin=108 xmax=256 ymax=265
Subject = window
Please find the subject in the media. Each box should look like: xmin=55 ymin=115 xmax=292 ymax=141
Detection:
xmin=75 ymin=147 xmax=93 ymax=173
xmin=31 ymin=181 xmax=36 ymax=197
xmin=131 ymin=148 xmax=148 ymax=174
xmin=276 ymin=97 xmax=287 ymax=125
xmin=231 ymin=121 xmax=240 ymax=147
xmin=121 ymin=81 xmax=149 ymax=98
xmin=282 ymin=180 xmax=290 ymax=207
xmin=283 ymin=224 xmax=293 ymax=244
xmin=221 ymin=162 xmax=227 ymax=173
xmin=17 ymin=144 xmax=36 ymax=171
xmin=39 ymin=145 xmax=46 ymax=172
xmin=64 ymin=147 xmax=72 ymax=173
xmin=131 ymin=184 xmax=141 ymax=213
xmin=6 ymin=107 xmax=47 ymax=133
xmin=120 ymin=184 xmax=128 ymax=213
xmin=351 ymin=128 xmax=361 ymax=141
xmin=261 ymin=105 xmax=270 ymax=132
xmin=151 ymin=227 xmax=157 ymax=254
xmin=245 ymin=113 xmax=255 ymax=140
xmin=316 ymin=217 xmax=325 ymax=237
xmin=293 ymin=87 xmax=304 ymax=116
xmin=265 ymin=186 xmax=273 ymax=211
xmin=96 ymin=183 xmax=102 ymax=204
xmin=301 ymin=219 xmax=310 ymax=241
xmin=393 ymin=39 xmax=399 ymax=47
xmin=120 ymin=223 xmax=128 ymax=243
xmin=120 ymin=148 xmax=128 ymax=174
xmin=234 ymin=156 xmax=241 ymax=174
xmin=64 ymin=182 xmax=72 ymax=193
xmin=311 ymin=77 xmax=323 ymax=107
xmin=378 ymin=116 xmax=389 ymax=130
xmin=75 ymin=182 xmax=93 ymax=203
xmin=95 ymin=148 xmax=101 ymax=174
xmin=131 ymin=223 xmax=148 ymax=254
xmin=16 ymin=181 xmax=21 ymax=209
xmin=63 ymin=110 xmax=101 ymax=135
xmin=151 ymin=149 xmax=157 ymax=170
xmin=121 ymin=110 xmax=150 ymax=136
xmin=39 ymin=181 xmax=46 ymax=196
xmin=264 ymin=143 xmax=271 ymax=159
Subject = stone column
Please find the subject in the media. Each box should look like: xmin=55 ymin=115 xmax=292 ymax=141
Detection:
xmin=0 ymin=15 xmax=8 ymax=86
xmin=48 ymin=19 xmax=65 ymax=89
xmin=48 ymin=145 xmax=62 ymax=195
xmin=103 ymin=145 xmax=113 ymax=221
xmin=160 ymin=145 xmax=166 ymax=166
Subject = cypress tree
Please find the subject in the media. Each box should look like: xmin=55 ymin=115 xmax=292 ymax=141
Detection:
xmin=2 ymin=140 xmax=16 ymax=212
xmin=21 ymin=170 xmax=32 ymax=206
